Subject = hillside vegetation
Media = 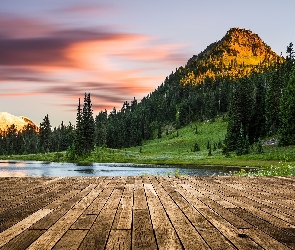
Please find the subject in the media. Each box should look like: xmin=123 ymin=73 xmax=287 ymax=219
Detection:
xmin=4 ymin=118 xmax=295 ymax=171
xmin=1 ymin=28 xmax=295 ymax=176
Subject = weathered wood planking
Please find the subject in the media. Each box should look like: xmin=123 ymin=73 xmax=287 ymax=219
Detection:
xmin=0 ymin=176 xmax=295 ymax=250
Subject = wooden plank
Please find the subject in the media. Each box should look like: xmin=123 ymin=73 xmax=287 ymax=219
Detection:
xmin=52 ymin=230 xmax=88 ymax=250
xmin=27 ymin=209 xmax=85 ymax=250
xmin=226 ymin=196 xmax=295 ymax=230
xmin=112 ymin=183 xmax=134 ymax=230
xmin=84 ymin=177 xmax=114 ymax=215
xmin=214 ymin=177 xmax=295 ymax=211
xmin=150 ymin=177 xmax=210 ymax=249
xmin=160 ymin=179 xmax=236 ymax=250
xmin=133 ymin=177 xmax=148 ymax=209
xmin=0 ymin=229 xmax=45 ymax=250
xmin=0 ymin=178 xmax=63 ymax=213
xmin=171 ymin=178 xmax=262 ymax=249
xmin=179 ymin=181 xmax=251 ymax=229
xmin=0 ymin=179 xmax=76 ymax=232
xmin=0 ymin=209 xmax=52 ymax=247
xmin=27 ymin=184 xmax=99 ymax=250
xmin=144 ymin=183 xmax=183 ymax=250
xmin=198 ymin=178 xmax=295 ymax=229
xmin=30 ymin=183 xmax=97 ymax=230
xmin=198 ymin=207 xmax=263 ymax=250
xmin=187 ymin=177 xmax=295 ymax=248
xmin=132 ymin=209 xmax=157 ymax=250
xmin=239 ymin=228 xmax=291 ymax=250
xmin=70 ymin=214 xmax=97 ymax=229
xmin=79 ymin=187 xmax=124 ymax=250
xmin=228 ymin=207 xmax=295 ymax=249
xmin=105 ymin=230 xmax=131 ymax=250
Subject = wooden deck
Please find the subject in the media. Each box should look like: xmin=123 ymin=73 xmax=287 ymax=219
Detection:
xmin=0 ymin=176 xmax=295 ymax=250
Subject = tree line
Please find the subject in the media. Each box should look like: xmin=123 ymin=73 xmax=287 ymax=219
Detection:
xmin=0 ymin=43 xmax=294 ymax=157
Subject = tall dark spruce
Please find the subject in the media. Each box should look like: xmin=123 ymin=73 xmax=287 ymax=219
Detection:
xmin=279 ymin=65 xmax=295 ymax=145
xmin=75 ymin=93 xmax=95 ymax=156
xmin=82 ymin=93 xmax=95 ymax=153
xmin=39 ymin=114 xmax=51 ymax=153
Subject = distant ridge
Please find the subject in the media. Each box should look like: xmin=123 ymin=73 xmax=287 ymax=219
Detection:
xmin=0 ymin=112 xmax=38 ymax=132
xmin=181 ymin=27 xmax=283 ymax=85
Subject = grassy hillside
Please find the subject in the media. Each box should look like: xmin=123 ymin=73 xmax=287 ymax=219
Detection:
xmin=4 ymin=118 xmax=295 ymax=170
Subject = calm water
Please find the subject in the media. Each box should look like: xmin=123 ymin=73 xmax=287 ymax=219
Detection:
xmin=0 ymin=160 xmax=245 ymax=177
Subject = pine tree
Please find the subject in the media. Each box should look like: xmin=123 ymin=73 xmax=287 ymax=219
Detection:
xmin=39 ymin=114 xmax=51 ymax=153
xmin=279 ymin=66 xmax=295 ymax=146
xmin=265 ymin=65 xmax=283 ymax=135
xmin=236 ymin=124 xmax=245 ymax=156
xmin=193 ymin=142 xmax=200 ymax=152
xmin=225 ymin=77 xmax=254 ymax=151
xmin=94 ymin=110 xmax=108 ymax=147
xmin=82 ymin=93 xmax=95 ymax=153
xmin=74 ymin=93 xmax=95 ymax=156
xmin=286 ymin=42 xmax=295 ymax=60
xmin=74 ymin=98 xmax=84 ymax=156
xmin=248 ymin=73 xmax=266 ymax=143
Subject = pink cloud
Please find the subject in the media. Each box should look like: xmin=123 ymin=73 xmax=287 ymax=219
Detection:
xmin=0 ymin=12 xmax=189 ymax=114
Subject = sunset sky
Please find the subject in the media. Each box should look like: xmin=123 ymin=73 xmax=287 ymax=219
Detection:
xmin=1 ymin=0 xmax=295 ymax=127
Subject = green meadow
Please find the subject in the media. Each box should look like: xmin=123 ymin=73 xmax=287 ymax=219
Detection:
xmin=3 ymin=118 xmax=295 ymax=176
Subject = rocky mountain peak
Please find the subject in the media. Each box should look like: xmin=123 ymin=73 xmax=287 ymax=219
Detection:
xmin=182 ymin=28 xmax=283 ymax=85
xmin=0 ymin=112 xmax=38 ymax=132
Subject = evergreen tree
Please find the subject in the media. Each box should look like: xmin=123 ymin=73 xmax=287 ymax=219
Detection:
xmin=248 ymin=73 xmax=266 ymax=143
xmin=279 ymin=66 xmax=295 ymax=145
xmin=95 ymin=110 xmax=108 ymax=147
xmin=236 ymin=124 xmax=245 ymax=156
xmin=74 ymin=93 xmax=95 ymax=155
xmin=22 ymin=124 xmax=39 ymax=154
xmin=74 ymin=98 xmax=84 ymax=156
xmin=39 ymin=114 xmax=51 ymax=153
xmin=193 ymin=142 xmax=200 ymax=152
xmin=82 ymin=93 xmax=95 ymax=153
xmin=5 ymin=124 xmax=19 ymax=154
xmin=225 ymin=77 xmax=254 ymax=151
xmin=265 ymin=65 xmax=283 ymax=135
xmin=286 ymin=42 xmax=295 ymax=60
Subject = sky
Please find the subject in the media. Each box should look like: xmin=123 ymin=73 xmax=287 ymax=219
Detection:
xmin=1 ymin=0 xmax=295 ymax=127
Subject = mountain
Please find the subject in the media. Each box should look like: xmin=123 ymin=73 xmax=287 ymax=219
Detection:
xmin=0 ymin=112 xmax=38 ymax=132
xmin=180 ymin=27 xmax=283 ymax=85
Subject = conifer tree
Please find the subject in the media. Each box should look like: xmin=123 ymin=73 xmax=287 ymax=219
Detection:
xmin=82 ymin=93 xmax=95 ymax=153
xmin=286 ymin=42 xmax=295 ymax=60
xmin=39 ymin=114 xmax=51 ymax=153
xmin=279 ymin=66 xmax=295 ymax=146
xmin=74 ymin=93 xmax=95 ymax=156
xmin=94 ymin=110 xmax=108 ymax=147
xmin=193 ymin=142 xmax=200 ymax=152
xmin=225 ymin=77 xmax=254 ymax=152
xmin=74 ymin=98 xmax=84 ymax=156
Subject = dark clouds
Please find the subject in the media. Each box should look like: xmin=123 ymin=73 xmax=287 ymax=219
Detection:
xmin=0 ymin=14 xmax=138 ymax=67
xmin=42 ymin=81 xmax=151 ymax=105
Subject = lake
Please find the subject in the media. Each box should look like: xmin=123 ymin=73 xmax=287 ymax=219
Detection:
xmin=0 ymin=160 xmax=246 ymax=177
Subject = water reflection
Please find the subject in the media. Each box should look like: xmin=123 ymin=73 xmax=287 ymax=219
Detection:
xmin=0 ymin=171 xmax=28 ymax=177
xmin=0 ymin=160 xmax=248 ymax=177
xmin=72 ymin=168 xmax=95 ymax=175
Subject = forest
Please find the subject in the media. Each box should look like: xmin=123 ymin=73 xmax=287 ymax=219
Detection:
xmin=0 ymin=37 xmax=294 ymax=159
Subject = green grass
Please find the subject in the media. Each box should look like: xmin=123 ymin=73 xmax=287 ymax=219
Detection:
xmin=236 ymin=163 xmax=295 ymax=176
xmin=2 ymin=117 xmax=295 ymax=176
